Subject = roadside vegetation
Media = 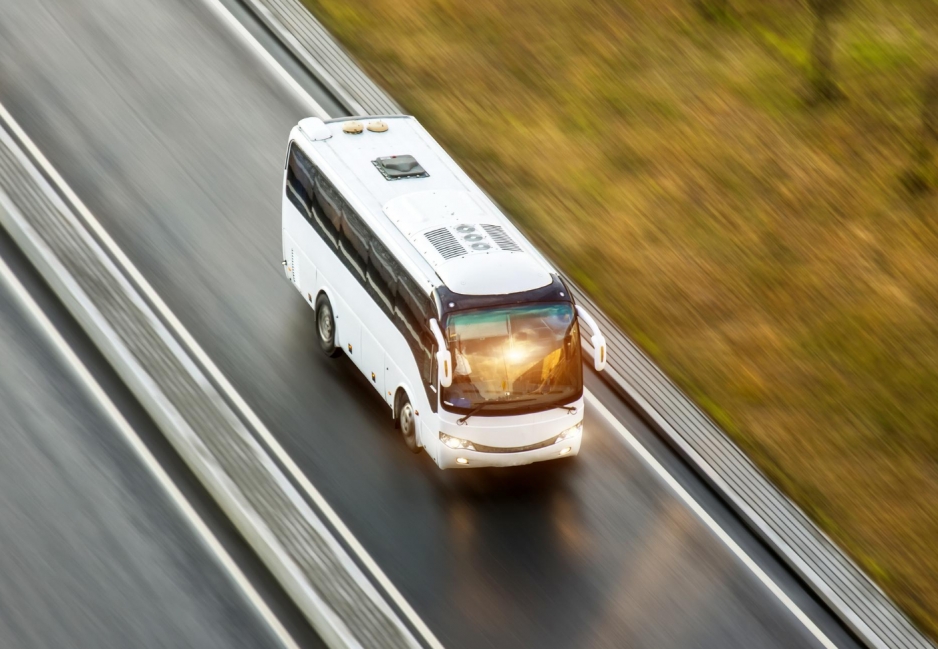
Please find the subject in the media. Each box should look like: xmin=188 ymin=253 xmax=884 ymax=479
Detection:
xmin=302 ymin=0 xmax=938 ymax=636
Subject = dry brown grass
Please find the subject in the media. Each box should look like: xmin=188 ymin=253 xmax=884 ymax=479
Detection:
xmin=302 ymin=0 xmax=938 ymax=636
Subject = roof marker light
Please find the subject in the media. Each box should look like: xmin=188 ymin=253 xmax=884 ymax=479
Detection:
xmin=367 ymin=120 xmax=389 ymax=132
xmin=342 ymin=121 xmax=364 ymax=134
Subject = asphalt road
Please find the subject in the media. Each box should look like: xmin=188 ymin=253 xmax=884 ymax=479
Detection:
xmin=0 ymin=231 xmax=326 ymax=648
xmin=0 ymin=0 xmax=864 ymax=647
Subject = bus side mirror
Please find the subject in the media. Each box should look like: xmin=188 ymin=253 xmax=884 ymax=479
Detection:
xmin=591 ymin=333 xmax=607 ymax=373
xmin=436 ymin=349 xmax=453 ymax=388
xmin=429 ymin=318 xmax=453 ymax=388
xmin=575 ymin=305 xmax=608 ymax=373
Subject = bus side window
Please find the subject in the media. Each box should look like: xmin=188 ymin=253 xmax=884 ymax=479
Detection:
xmin=420 ymin=329 xmax=436 ymax=387
xmin=314 ymin=176 xmax=345 ymax=237
xmin=338 ymin=196 xmax=369 ymax=279
xmin=395 ymin=276 xmax=425 ymax=343
xmin=286 ymin=144 xmax=340 ymax=249
xmin=285 ymin=143 xmax=316 ymax=215
xmin=367 ymin=237 xmax=397 ymax=316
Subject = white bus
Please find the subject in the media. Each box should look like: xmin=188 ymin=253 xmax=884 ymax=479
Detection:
xmin=281 ymin=115 xmax=607 ymax=469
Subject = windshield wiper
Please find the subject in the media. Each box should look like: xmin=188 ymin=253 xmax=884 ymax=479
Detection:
xmin=456 ymin=402 xmax=490 ymax=426
xmin=516 ymin=389 xmax=578 ymax=413
xmin=456 ymin=397 xmax=538 ymax=425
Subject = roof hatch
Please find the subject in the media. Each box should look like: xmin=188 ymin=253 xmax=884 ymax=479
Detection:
xmin=372 ymin=155 xmax=429 ymax=181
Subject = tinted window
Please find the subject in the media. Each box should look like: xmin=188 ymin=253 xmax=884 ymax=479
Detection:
xmin=287 ymin=143 xmax=339 ymax=247
xmin=286 ymin=143 xmax=316 ymax=215
xmin=339 ymin=200 xmax=369 ymax=280
xmin=395 ymin=272 xmax=434 ymax=387
xmin=366 ymin=237 xmax=396 ymax=316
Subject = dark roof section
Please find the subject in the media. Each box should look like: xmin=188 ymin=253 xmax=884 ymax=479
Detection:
xmin=435 ymin=274 xmax=573 ymax=319
xmin=372 ymin=155 xmax=429 ymax=181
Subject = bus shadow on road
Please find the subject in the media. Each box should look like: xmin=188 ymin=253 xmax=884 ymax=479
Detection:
xmin=428 ymin=456 xmax=580 ymax=500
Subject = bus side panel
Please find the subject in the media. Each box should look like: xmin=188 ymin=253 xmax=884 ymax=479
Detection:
xmin=283 ymin=146 xmax=435 ymax=449
xmin=290 ymin=214 xmax=362 ymax=361
xmin=361 ymin=327 xmax=385 ymax=398
xmin=385 ymin=360 xmax=405 ymax=410
xmin=286 ymin=199 xmax=423 ymax=412
xmin=282 ymin=231 xmax=301 ymax=289
xmin=336 ymin=298 xmax=361 ymax=362
xmin=285 ymin=233 xmax=318 ymax=306
xmin=422 ymin=420 xmax=440 ymax=464
xmin=298 ymin=249 xmax=316 ymax=306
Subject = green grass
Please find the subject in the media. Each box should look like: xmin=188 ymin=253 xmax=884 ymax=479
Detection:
xmin=301 ymin=0 xmax=938 ymax=637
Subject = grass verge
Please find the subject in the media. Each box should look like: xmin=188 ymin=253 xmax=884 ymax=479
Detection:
xmin=301 ymin=0 xmax=938 ymax=637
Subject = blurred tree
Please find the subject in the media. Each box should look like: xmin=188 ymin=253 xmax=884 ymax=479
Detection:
xmin=696 ymin=0 xmax=731 ymax=22
xmin=902 ymin=71 xmax=938 ymax=194
xmin=807 ymin=0 xmax=848 ymax=103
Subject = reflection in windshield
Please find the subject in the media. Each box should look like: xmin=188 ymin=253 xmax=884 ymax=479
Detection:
xmin=442 ymin=303 xmax=582 ymax=413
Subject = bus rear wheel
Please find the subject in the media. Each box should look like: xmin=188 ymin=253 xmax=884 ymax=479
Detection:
xmin=396 ymin=393 xmax=421 ymax=454
xmin=315 ymin=293 xmax=341 ymax=358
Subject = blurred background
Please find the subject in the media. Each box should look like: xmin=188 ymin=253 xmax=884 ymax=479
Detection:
xmin=304 ymin=0 xmax=938 ymax=637
xmin=0 ymin=0 xmax=935 ymax=646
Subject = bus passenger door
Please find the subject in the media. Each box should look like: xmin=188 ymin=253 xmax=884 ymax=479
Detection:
xmin=361 ymin=327 xmax=385 ymax=397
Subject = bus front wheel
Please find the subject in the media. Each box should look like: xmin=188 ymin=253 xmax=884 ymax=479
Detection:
xmin=396 ymin=392 xmax=421 ymax=454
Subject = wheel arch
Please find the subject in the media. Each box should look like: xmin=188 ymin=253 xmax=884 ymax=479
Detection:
xmin=393 ymin=384 xmax=413 ymax=424
xmin=314 ymin=286 xmax=335 ymax=309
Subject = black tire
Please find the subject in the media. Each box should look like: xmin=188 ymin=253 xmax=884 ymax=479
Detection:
xmin=315 ymin=293 xmax=341 ymax=358
xmin=396 ymin=392 xmax=421 ymax=454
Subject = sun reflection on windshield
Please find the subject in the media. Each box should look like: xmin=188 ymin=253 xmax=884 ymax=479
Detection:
xmin=442 ymin=302 xmax=582 ymax=413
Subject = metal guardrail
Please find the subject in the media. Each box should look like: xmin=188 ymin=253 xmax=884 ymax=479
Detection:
xmin=243 ymin=1 xmax=937 ymax=647
xmin=242 ymin=0 xmax=400 ymax=116
xmin=0 ymin=119 xmax=420 ymax=649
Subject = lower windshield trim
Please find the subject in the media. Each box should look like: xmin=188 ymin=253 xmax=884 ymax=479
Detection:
xmin=440 ymin=390 xmax=583 ymax=418
xmin=469 ymin=435 xmax=563 ymax=454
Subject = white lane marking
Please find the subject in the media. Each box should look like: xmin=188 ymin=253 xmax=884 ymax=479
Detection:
xmin=0 ymin=102 xmax=443 ymax=649
xmin=584 ymin=389 xmax=839 ymax=649
xmin=0 ymin=252 xmax=301 ymax=649
xmin=198 ymin=0 xmax=329 ymax=119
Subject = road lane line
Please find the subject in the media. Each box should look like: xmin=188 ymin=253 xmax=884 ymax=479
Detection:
xmin=585 ymin=389 xmax=839 ymax=649
xmin=199 ymin=0 xmax=329 ymax=119
xmin=0 ymin=251 xmax=302 ymax=649
xmin=0 ymin=99 xmax=443 ymax=649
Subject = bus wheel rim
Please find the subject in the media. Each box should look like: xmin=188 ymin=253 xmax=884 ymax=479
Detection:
xmin=318 ymin=305 xmax=332 ymax=342
xmin=401 ymin=403 xmax=414 ymax=438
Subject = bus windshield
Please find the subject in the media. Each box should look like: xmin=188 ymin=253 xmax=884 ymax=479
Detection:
xmin=442 ymin=302 xmax=582 ymax=414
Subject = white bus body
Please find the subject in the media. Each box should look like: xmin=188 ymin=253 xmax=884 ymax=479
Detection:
xmin=281 ymin=115 xmax=606 ymax=469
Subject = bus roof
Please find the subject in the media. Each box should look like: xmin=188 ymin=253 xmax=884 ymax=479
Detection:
xmin=295 ymin=115 xmax=557 ymax=297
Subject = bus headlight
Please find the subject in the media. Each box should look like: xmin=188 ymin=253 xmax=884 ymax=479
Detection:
xmin=439 ymin=432 xmax=476 ymax=451
xmin=557 ymin=422 xmax=583 ymax=443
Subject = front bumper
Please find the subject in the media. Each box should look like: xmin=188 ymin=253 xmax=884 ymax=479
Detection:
xmin=436 ymin=434 xmax=582 ymax=469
